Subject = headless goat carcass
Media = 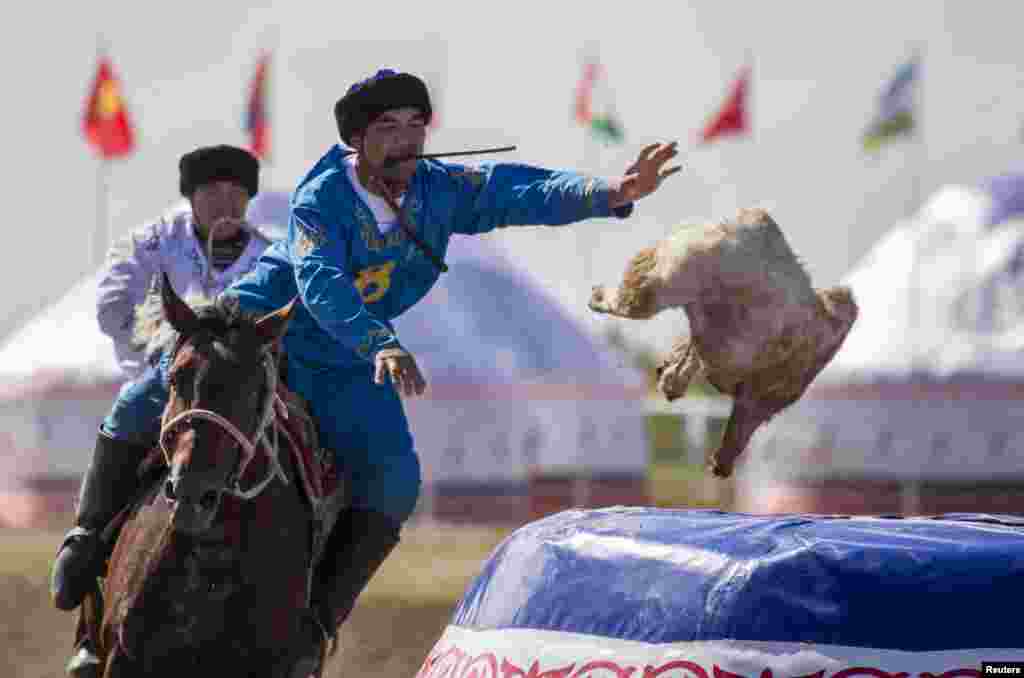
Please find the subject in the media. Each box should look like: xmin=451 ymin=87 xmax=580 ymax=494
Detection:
xmin=589 ymin=208 xmax=858 ymax=477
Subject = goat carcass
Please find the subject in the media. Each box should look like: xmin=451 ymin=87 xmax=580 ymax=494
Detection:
xmin=589 ymin=208 xmax=858 ymax=477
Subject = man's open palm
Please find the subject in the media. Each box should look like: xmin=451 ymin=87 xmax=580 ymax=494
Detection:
xmin=617 ymin=141 xmax=682 ymax=205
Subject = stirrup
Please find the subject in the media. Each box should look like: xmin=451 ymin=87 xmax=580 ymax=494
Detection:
xmin=307 ymin=607 xmax=334 ymax=649
xmin=289 ymin=609 xmax=334 ymax=678
xmin=57 ymin=526 xmax=97 ymax=553
xmin=66 ymin=640 xmax=101 ymax=677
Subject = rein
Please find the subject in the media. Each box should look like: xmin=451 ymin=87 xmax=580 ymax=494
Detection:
xmin=159 ymin=352 xmax=290 ymax=501
xmin=200 ymin=217 xmax=258 ymax=295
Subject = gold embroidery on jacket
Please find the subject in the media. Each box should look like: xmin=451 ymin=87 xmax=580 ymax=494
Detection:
xmin=353 ymin=261 xmax=396 ymax=303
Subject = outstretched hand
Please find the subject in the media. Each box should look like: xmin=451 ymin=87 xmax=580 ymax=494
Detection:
xmin=609 ymin=141 xmax=682 ymax=208
xmin=374 ymin=347 xmax=427 ymax=397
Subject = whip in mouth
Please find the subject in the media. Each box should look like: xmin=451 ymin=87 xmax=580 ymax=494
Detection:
xmin=380 ymin=145 xmax=517 ymax=167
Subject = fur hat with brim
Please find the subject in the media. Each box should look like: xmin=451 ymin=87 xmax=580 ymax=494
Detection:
xmin=334 ymin=69 xmax=432 ymax=146
xmin=179 ymin=145 xmax=259 ymax=198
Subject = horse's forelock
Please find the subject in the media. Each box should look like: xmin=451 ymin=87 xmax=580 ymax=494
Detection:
xmin=194 ymin=298 xmax=266 ymax=356
xmin=135 ymin=292 xmax=266 ymax=367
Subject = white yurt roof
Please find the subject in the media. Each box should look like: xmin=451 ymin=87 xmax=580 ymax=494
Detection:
xmin=0 ymin=270 xmax=121 ymax=396
xmin=819 ymin=174 xmax=1024 ymax=384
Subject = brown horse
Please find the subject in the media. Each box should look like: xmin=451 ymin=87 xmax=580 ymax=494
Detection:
xmin=77 ymin=277 xmax=346 ymax=678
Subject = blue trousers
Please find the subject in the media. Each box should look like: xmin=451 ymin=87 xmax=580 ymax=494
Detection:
xmin=101 ymin=360 xmax=421 ymax=522
xmin=103 ymin=365 xmax=168 ymax=446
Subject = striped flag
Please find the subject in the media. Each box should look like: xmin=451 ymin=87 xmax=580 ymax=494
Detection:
xmin=245 ymin=52 xmax=271 ymax=159
xmin=574 ymin=61 xmax=625 ymax=144
xmin=862 ymin=57 xmax=919 ymax=152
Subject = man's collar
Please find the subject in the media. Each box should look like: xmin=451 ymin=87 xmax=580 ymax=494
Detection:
xmin=346 ymin=150 xmax=414 ymax=199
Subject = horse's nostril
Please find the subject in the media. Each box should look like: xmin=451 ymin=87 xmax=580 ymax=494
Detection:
xmin=200 ymin=490 xmax=219 ymax=511
xmin=164 ymin=480 xmax=176 ymax=501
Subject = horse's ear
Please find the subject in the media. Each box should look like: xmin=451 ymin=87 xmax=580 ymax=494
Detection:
xmin=161 ymin=272 xmax=200 ymax=336
xmin=253 ymin=296 xmax=298 ymax=348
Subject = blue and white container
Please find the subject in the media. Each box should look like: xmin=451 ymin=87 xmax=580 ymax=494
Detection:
xmin=418 ymin=508 xmax=1024 ymax=677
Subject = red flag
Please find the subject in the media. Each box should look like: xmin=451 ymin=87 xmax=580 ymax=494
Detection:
xmin=699 ymin=66 xmax=750 ymax=145
xmin=575 ymin=62 xmax=600 ymax=124
xmin=245 ymin=52 xmax=271 ymax=159
xmin=82 ymin=57 xmax=135 ymax=159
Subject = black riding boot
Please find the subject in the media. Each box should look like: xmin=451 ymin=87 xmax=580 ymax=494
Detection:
xmin=50 ymin=428 xmax=150 ymax=611
xmin=291 ymin=509 xmax=401 ymax=676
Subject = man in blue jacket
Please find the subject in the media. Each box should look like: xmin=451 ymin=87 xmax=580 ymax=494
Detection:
xmin=227 ymin=68 xmax=680 ymax=672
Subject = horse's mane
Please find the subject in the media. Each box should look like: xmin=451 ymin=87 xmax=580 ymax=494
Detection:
xmin=132 ymin=290 xmax=265 ymax=366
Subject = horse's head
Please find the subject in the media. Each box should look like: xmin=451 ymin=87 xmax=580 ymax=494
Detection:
xmin=157 ymin=273 xmax=296 ymax=537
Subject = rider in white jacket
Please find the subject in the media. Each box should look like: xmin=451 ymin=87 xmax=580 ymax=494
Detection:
xmin=54 ymin=145 xmax=272 ymax=678
xmin=97 ymin=199 xmax=271 ymax=377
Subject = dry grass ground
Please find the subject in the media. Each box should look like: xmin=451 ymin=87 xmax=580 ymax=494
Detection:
xmin=1 ymin=523 xmax=510 ymax=678
xmin=2 ymin=463 xmax=722 ymax=677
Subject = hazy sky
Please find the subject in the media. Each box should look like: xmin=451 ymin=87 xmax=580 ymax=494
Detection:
xmin=2 ymin=1 xmax=1022 ymax=355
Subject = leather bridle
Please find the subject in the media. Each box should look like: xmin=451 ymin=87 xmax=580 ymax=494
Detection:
xmin=159 ymin=349 xmax=290 ymax=501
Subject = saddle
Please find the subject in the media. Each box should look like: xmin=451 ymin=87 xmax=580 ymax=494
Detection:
xmin=271 ymin=384 xmax=349 ymax=575
xmin=272 ymin=383 xmax=342 ymax=508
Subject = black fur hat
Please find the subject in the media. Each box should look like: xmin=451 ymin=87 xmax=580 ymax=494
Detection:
xmin=334 ymin=69 xmax=432 ymax=146
xmin=179 ymin=145 xmax=259 ymax=198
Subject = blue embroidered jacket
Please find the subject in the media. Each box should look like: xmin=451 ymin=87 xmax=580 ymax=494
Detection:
xmin=228 ymin=144 xmax=632 ymax=370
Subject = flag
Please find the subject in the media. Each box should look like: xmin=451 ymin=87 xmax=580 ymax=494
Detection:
xmin=574 ymin=61 xmax=625 ymax=144
xmin=862 ymin=58 xmax=918 ymax=152
xmin=983 ymin=172 xmax=1024 ymax=228
xmin=699 ymin=66 xmax=750 ymax=145
xmin=82 ymin=56 xmax=135 ymax=159
xmin=245 ymin=52 xmax=271 ymax=159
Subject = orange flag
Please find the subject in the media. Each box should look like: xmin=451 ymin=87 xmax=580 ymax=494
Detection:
xmin=82 ymin=57 xmax=136 ymax=159
xmin=699 ymin=66 xmax=750 ymax=145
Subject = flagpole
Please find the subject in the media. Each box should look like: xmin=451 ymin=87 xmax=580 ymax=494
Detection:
xmin=575 ymin=41 xmax=604 ymax=512
xmin=908 ymin=45 xmax=925 ymax=223
xmin=737 ymin=50 xmax=753 ymax=211
xmin=577 ymin=44 xmax=600 ymax=302
xmin=94 ymin=160 xmax=111 ymax=269
xmin=266 ymin=25 xmax=278 ymax=178
xmin=903 ymin=44 xmax=925 ymax=517
xmin=907 ymin=45 xmax=925 ymax=375
xmin=695 ymin=57 xmax=752 ymax=218
xmin=93 ymin=33 xmax=110 ymax=270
